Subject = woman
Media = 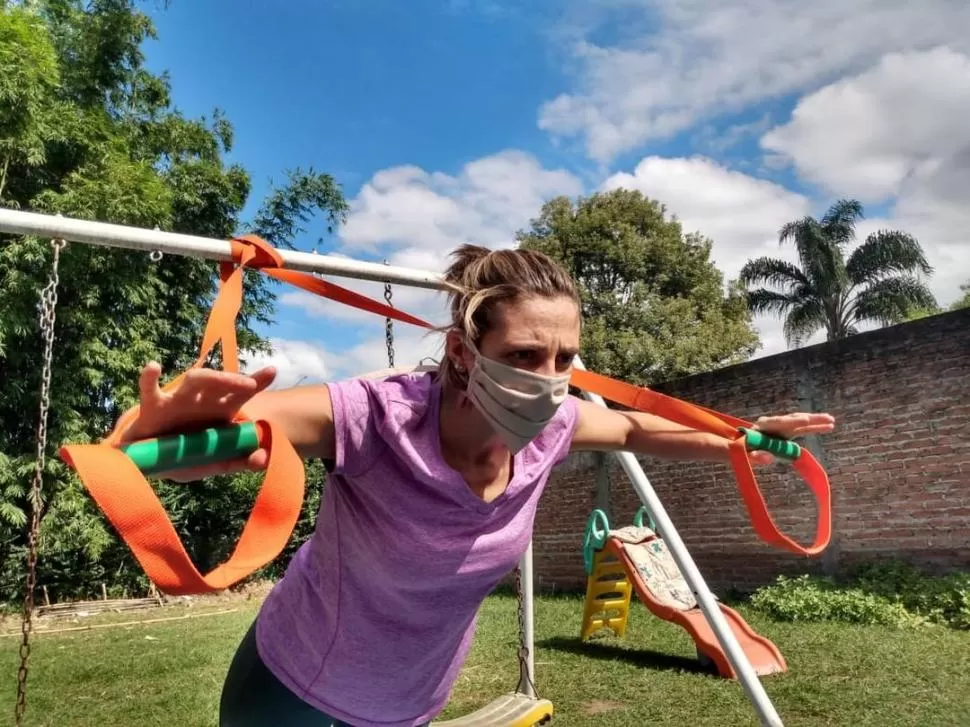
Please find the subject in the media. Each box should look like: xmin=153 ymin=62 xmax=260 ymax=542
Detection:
xmin=121 ymin=244 xmax=835 ymax=727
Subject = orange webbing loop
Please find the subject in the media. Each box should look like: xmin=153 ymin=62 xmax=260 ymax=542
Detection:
xmin=60 ymin=235 xmax=304 ymax=595
xmin=569 ymin=368 xmax=831 ymax=555
xmin=60 ymin=420 xmax=303 ymax=595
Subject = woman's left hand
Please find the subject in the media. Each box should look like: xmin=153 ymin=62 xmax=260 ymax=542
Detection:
xmin=747 ymin=412 xmax=836 ymax=465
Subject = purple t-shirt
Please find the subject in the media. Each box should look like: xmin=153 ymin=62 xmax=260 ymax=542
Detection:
xmin=255 ymin=371 xmax=579 ymax=727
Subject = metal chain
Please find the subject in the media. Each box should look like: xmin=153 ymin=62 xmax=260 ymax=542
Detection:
xmin=15 ymin=238 xmax=66 ymax=726
xmin=383 ymin=260 xmax=394 ymax=368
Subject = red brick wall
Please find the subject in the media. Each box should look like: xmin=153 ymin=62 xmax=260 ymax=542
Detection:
xmin=534 ymin=308 xmax=970 ymax=594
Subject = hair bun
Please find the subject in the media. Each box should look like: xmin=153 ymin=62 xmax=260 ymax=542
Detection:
xmin=443 ymin=243 xmax=492 ymax=288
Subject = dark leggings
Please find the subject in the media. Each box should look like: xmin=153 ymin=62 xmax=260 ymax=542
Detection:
xmin=219 ymin=621 xmax=356 ymax=727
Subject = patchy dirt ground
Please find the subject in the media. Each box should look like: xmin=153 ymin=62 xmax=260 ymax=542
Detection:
xmin=0 ymin=579 xmax=276 ymax=634
xmin=580 ymin=700 xmax=627 ymax=716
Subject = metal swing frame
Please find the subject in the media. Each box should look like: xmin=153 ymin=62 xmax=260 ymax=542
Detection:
xmin=2 ymin=207 xmax=785 ymax=727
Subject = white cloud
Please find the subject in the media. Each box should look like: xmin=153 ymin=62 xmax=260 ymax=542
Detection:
xmin=238 ymin=332 xmax=444 ymax=387
xmin=761 ymin=47 xmax=970 ymax=203
xmin=340 ymin=150 xmax=583 ymax=253
xmin=761 ymin=47 xmax=970 ymax=308
xmin=601 ymin=156 xmax=810 ymax=280
xmin=274 ymin=267 xmax=449 ymax=369
xmin=241 ymin=338 xmax=340 ymax=389
xmin=539 ymin=0 xmax=970 ymax=162
xmin=691 ymin=113 xmax=774 ymax=156
xmin=334 ymin=326 xmax=446 ymax=378
xmin=340 ymin=166 xmax=467 ymax=253
xmin=601 ymin=155 xmax=813 ymax=356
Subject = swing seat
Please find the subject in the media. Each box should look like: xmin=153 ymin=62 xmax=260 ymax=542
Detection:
xmin=432 ymin=693 xmax=553 ymax=727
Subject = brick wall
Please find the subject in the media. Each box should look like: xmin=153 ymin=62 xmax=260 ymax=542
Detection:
xmin=533 ymin=308 xmax=970 ymax=594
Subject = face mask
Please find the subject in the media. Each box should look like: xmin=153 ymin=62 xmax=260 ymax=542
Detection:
xmin=463 ymin=340 xmax=573 ymax=454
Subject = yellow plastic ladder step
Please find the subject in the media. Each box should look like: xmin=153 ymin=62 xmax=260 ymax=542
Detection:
xmin=580 ymin=547 xmax=633 ymax=640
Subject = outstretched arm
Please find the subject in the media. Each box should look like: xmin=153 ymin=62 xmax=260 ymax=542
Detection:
xmin=569 ymin=396 xmax=834 ymax=463
xmin=241 ymin=382 xmax=336 ymax=461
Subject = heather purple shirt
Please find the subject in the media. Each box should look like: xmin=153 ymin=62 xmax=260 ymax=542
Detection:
xmin=255 ymin=371 xmax=579 ymax=727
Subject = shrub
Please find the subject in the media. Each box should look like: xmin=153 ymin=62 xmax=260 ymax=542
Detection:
xmin=749 ymin=574 xmax=922 ymax=628
xmin=853 ymin=561 xmax=970 ymax=630
xmin=749 ymin=562 xmax=970 ymax=630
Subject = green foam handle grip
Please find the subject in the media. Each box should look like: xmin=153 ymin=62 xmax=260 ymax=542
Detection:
xmin=121 ymin=421 xmax=263 ymax=475
xmin=739 ymin=427 xmax=801 ymax=461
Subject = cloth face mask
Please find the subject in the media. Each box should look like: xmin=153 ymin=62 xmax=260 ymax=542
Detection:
xmin=464 ymin=340 xmax=572 ymax=454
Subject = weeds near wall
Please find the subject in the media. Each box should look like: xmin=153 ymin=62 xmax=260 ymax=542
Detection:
xmin=750 ymin=561 xmax=970 ymax=630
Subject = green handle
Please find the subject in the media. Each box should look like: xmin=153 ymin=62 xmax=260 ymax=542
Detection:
xmin=633 ymin=505 xmax=657 ymax=531
xmin=739 ymin=427 xmax=801 ymax=461
xmin=582 ymin=509 xmax=611 ymax=575
xmin=121 ymin=422 xmax=263 ymax=475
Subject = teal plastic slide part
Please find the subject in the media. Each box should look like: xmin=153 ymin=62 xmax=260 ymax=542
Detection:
xmin=633 ymin=505 xmax=657 ymax=532
xmin=582 ymin=509 xmax=611 ymax=575
xmin=739 ymin=427 xmax=802 ymax=461
xmin=120 ymin=421 xmax=261 ymax=475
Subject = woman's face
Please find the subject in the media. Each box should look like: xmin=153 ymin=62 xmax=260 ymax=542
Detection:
xmin=470 ymin=295 xmax=581 ymax=376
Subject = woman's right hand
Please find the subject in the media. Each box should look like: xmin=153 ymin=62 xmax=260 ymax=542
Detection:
xmin=118 ymin=361 xmax=278 ymax=481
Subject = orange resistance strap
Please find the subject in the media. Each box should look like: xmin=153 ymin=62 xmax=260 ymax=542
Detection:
xmin=59 ymin=236 xmax=426 ymax=595
xmin=566 ymin=368 xmax=831 ymax=556
xmin=60 ymin=234 xmax=831 ymax=596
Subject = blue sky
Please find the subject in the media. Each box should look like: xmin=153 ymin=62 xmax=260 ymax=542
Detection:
xmin=144 ymin=1 xmax=579 ymax=226
xmin=139 ymin=0 xmax=970 ymax=385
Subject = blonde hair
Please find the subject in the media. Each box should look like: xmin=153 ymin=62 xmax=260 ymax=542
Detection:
xmin=438 ymin=244 xmax=580 ymax=389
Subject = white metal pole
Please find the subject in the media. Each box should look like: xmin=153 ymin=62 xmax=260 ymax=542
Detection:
xmin=573 ymin=357 xmax=785 ymax=727
xmin=518 ymin=541 xmax=537 ymax=699
xmin=0 ymin=209 xmax=445 ymax=290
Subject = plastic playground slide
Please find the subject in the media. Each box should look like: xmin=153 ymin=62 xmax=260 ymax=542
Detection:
xmin=581 ymin=510 xmax=787 ymax=679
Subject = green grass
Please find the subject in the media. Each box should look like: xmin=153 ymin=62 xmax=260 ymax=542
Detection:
xmin=1 ymin=592 xmax=969 ymax=726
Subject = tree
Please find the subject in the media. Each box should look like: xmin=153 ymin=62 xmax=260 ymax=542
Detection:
xmin=902 ymin=306 xmax=943 ymax=322
xmin=739 ymin=199 xmax=938 ymax=346
xmin=0 ymin=1 xmax=345 ymax=601
xmin=0 ymin=5 xmax=60 ymax=202
xmin=949 ymin=282 xmax=970 ymax=311
xmin=517 ymin=189 xmax=759 ymax=385
xmin=903 ymin=280 xmax=970 ymax=321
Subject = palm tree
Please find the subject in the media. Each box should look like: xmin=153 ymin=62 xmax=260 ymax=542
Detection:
xmin=739 ymin=199 xmax=938 ymax=346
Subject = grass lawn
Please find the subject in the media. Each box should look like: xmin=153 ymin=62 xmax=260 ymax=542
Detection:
xmin=1 ymin=591 xmax=969 ymax=726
